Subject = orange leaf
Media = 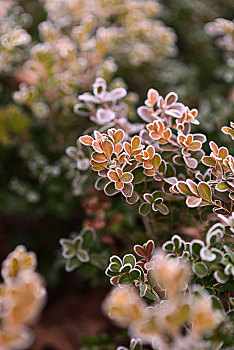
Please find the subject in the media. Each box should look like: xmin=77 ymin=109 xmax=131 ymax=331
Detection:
xmin=188 ymin=141 xmax=202 ymax=151
xmin=124 ymin=142 xmax=131 ymax=155
xmin=132 ymin=136 xmax=141 ymax=150
xmin=209 ymin=141 xmax=218 ymax=154
xmin=218 ymin=147 xmax=228 ymax=159
xmin=79 ymin=135 xmax=93 ymax=146
xmin=115 ymin=181 xmax=124 ymax=190
xmin=146 ymin=145 xmax=155 ymax=159
xmin=114 ymin=129 xmax=124 ymax=144
xmin=108 ymin=170 xmax=119 ymax=182
xmin=114 ymin=143 xmax=123 ymax=154
xmin=163 ymin=128 xmax=172 ymax=140
xmin=145 ymin=89 xmax=159 ymax=107
xmin=92 ymin=152 xmax=107 ymax=163
xmin=102 ymin=140 xmax=113 ymax=159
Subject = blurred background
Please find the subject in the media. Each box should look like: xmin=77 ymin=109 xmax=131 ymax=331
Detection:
xmin=0 ymin=0 xmax=233 ymax=348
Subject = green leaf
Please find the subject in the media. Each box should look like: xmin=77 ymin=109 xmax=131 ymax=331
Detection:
xmin=219 ymin=281 xmax=234 ymax=292
xmin=206 ymin=232 xmax=219 ymax=246
xmin=147 ymin=269 xmax=157 ymax=288
xmin=124 ymin=160 xmax=137 ymax=172
xmin=110 ymin=255 xmax=122 ymax=266
xmin=202 ymin=156 xmax=216 ymax=167
xmin=105 ymin=268 xmax=120 ymax=277
xmin=126 ymin=191 xmax=139 ymax=204
xmin=206 ymin=223 xmax=224 ymax=246
xmin=120 ymin=264 xmax=132 ymax=273
xmin=176 ymin=181 xmax=193 ymax=195
xmin=224 ymin=245 xmax=234 ymax=264
xmin=224 ymin=263 xmax=232 ymax=275
xmin=210 ymin=248 xmax=223 ymax=264
xmin=104 ymin=182 xmax=119 ymax=196
xmin=144 ymin=288 xmax=157 ymax=301
xmin=130 ymin=339 xmax=142 ymax=350
xmin=197 ymin=182 xmax=212 ymax=201
xmin=118 ymin=274 xmax=131 ymax=284
xmin=135 ymin=266 xmax=145 ymax=281
xmin=60 ymin=239 xmax=75 ymax=258
xmin=139 ymin=283 xmax=147 ymax=297
xmin=121 ymin=172 xmax=133 ymax=183
xmin=132 ymin=168 xmax=146 ymax=184
xmin=172 ymin=235 xmax=183 ymax=250
xmin=129 ymin=268 xmax=140 ymax=281
xmin=211 ymin=295 xmax=225 ymax=313
xmin=216 ymin=181 xmax=229 ymax=192
xmin=152 ymin=191 xmax=163 ymax=200
xmin=110 ymin=255 xmax=122 ymax=267
xmin=214 ymin=270 xmax=229 ymax=284
xmin=190 ymin=240 xmax=204 ymax=257
xmin=95 ymin=177 xmax=109 ymax=190
xmin=192 ymin=261 xmax=209 ymax=278
xmin=123 ymin=254 xmax=136 ymax=268
xmin=162 ymin=241 xmax=173 ymax=252
xmin=153 ymin=203 xmax=169 ymax=215
xmin=109 ymin=262 xmax=121 ymax=272
xmin=165 ymin=163 xmax=176 ymax=178
xmin=77 ymin=249 xmax=89 ymax=262
xmin=139 ymin=202 xmax=151 ymax=216
xmin=81 ymin=227 xmax=96 ymax=249
xmin=65 ymin=257 xmax=80 ymax=272
xmin=144 ymin=193 xmax=153 ymax=203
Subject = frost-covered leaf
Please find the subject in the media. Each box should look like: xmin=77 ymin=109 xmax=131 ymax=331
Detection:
xmin=65 ymin=257 xmax=81 ymax=272
xmin=216 ymin=181 xmax=229 ymax=192
xmin=197 ymin=182 xmax=212 ymax=201
xmin=186 ymin=196 xmax=202 ymax=208
xmin=104 ymin=182 xmax=119 ymax=196
xmin=79 ymin=135 xmax=93 ymax=146
xmin=95 ymin=177 xmax=109 ymax=190
xmin=122 ymin=183 xmax=133 ymax=197
xmin=176 ymin=181 xmax=192 ymax=195
xmin=147 ymin=269 xmax=157 ymax=288
xmin=118 ymin=274 xmax=131 ymax=284
xmin=193 ymin=261 xmax=209 ymax=278
xmin=214 ymin=270 xmax=229 ymax=284
xmin=139 ymin=202 xmax=151 ymax=216
xmin=153 ymin=202 xmax=169 ymax=215
xmin=77 ymin=249 xmax=89 ymax=262
xmin=190 ymin=240 xmax=204 ymax=257
xmin=139 ymin=283 xmax=147 ymax=297
xmin=123 ymin=254 xmax=136 ymax=268
xmin=200 ymin=247 xmax=216 ymax=262
xmin=129 ymin=269 xmax=141 ymax=280
xmin=81 ymin=227 xmax=96 ymax=249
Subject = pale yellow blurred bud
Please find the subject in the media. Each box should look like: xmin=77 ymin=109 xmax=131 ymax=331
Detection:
xmin=150 ymin=251 xmax=189 ymax=299
xmin=1 ymin=245 xmax=37 ymax=281
xmin=4 ymin=271 xmax=46 ymax=326
xmin=190 ymin=293 xmax=222 ymax=338
xmin=102 ymin=286 xmax=146 ymax=327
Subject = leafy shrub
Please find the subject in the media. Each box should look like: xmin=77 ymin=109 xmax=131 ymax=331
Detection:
xmin=0 ymin=1 xmax=233 ymax=349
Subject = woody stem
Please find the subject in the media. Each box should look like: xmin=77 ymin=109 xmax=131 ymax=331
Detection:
xmin=142 ymin=215 xmax=155 ymax=239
